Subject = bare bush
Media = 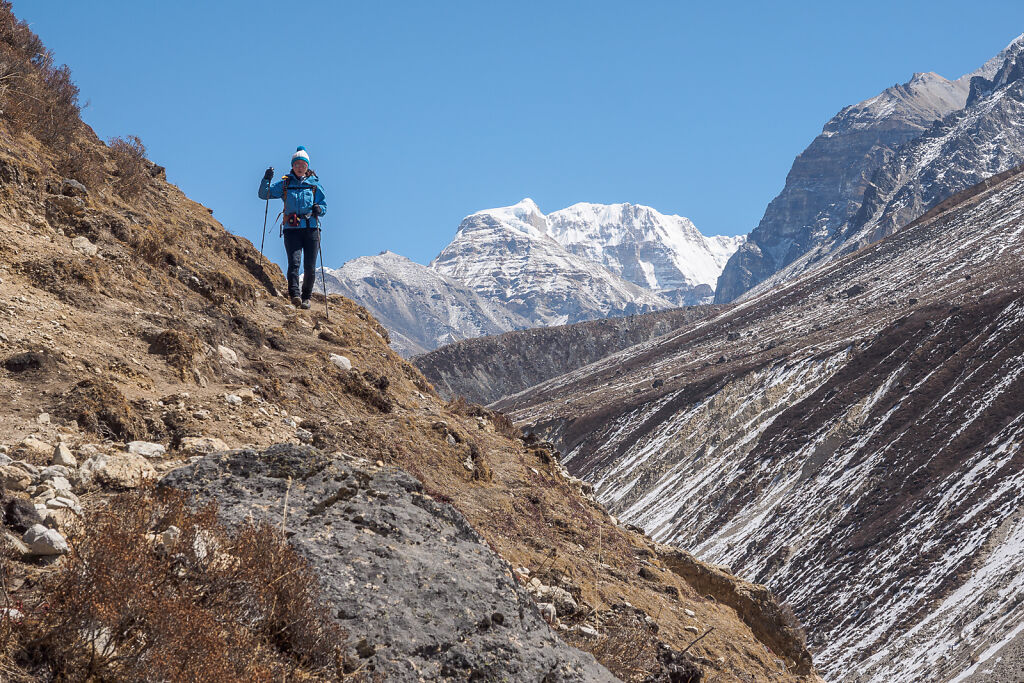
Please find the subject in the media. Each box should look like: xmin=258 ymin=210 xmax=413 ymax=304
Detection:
xmin=4 ymin=488 xmax=352 ymax=680
xmin=108 ymin=135 xmax=149 ymax=198
xmin=0 ymin=3 xmax=82 ymax=143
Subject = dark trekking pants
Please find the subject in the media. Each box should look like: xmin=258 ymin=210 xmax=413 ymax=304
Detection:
xmin=283 ymin=227 xmax=320 ymax=300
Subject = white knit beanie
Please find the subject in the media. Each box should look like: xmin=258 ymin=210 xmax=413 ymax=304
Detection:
xmin=291 ymin=145 xmax=310 ymax=167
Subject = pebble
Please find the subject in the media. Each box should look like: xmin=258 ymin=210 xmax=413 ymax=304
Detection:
xmin=192 ymin=409 xmax=211 ymax=420
xmin=684 ymin=625 xmax=700 ymax=634
xmin=684 ymin=608 xmax=696 ymax=618
xmin=23 ymin=524 xmax=68 ymax=556
xmin=36 ymin=412 xmax=50 ymax=425
xmin=52 ymin=443 xmax=77 ymax=468
xmin=225 ymin=394 xmax=243 ymax=406
xmin=127 ymin=441 xmax=166 ymax=458
xmin=573 ymin=624 xmax=600 ymax=638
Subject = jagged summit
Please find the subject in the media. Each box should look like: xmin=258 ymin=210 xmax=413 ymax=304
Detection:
xmin=716 ymin=33 xmax=1024 ymax=303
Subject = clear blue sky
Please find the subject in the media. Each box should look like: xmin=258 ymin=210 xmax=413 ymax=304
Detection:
xmin=15 ymin=1 xmax=1024 ymax=271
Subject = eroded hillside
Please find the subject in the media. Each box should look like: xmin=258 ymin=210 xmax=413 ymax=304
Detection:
xmin=503 ymin=166 xmax=1024 ymax=681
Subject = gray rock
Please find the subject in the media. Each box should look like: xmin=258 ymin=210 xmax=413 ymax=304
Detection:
xmin=71 ymin=236 xmax=98 ymax=256
xmin=0 ymin=465 xmax=32 ymax=491
xmin=329 ymin=353 xmax=352 ymax=371
xmin=23 ymin=523 xmax=68 ymax=556
xmin=160 ymin=444 xmax=615 ymax=682
xmin=52 ymin=443 xmax=77 ymax=468
xmin=61 ymin=178 xmax=88 ymax=197
xmin=127 ymin=441 xmax=166 ymax=458
xmin=217 ymin=345 xmax=238 ymax=364
xmin=80 ymin=453 xmax=156 ymax=489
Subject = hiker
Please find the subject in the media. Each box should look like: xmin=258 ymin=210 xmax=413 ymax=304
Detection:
xmin=258 ymin=146 xmax=327 ymax=309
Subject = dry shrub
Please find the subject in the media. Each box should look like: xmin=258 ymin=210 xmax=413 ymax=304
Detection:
xmin=6 ymin=489 xmax=351 ymax=681
xmin=56 ymin=379 xmax=147 ymax=441
xmin=566 ymin=610 xmax=663 ymax=682
xmin=55 ymin=142 xmax=104 ymax=188
xmin=17 ymin=256 xmax=105 ymax=303
xmin=0 ymin=3 xmax=82 ymax=144
xmin=107 ymin=135 xmax=149 ymax=198
xmin=337 ymin=369 xmax=394 ymax=413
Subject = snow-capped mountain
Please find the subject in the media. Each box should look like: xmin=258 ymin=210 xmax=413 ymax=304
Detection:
xmin=430 ymin=199 xmax=677 ymax=327
xmin=715 ymin=33 xmax=1024 ymax=303
xmin=500 ymin=166 xmax=1024 ymax=681
xmin=319 ymin=251 xmax=531 ymax=357
xmin=743 ymin=36 xmax=1024 ymax=299
xmin=325 ymin=200 xmax=742 ymax=356
xmin=545 ymin=202 xmax=744 ymax=305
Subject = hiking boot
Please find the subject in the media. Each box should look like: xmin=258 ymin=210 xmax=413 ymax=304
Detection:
xmin=301 ymin=299 xmax=312 ymax=310
xmin=290 ymin=296 xmax=302 ymax=307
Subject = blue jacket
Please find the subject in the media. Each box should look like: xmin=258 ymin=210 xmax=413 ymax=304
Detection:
xmin=258 ymin=171 xmax=327 ymax=229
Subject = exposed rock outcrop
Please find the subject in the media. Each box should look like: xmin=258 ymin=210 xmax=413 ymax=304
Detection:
xmin=161 ymin=444 xmax=616 ymax=682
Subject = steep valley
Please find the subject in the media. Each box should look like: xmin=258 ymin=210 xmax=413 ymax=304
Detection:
xmin=500 ymin=165 xmax=1024 ymax=681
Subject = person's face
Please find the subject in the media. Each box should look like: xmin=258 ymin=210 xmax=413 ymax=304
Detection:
xmin=292 ymin=160 xmax=308 ymax=176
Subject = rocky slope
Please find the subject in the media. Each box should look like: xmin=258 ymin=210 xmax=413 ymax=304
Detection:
xmin=502 ymin=165 xmax=1024 ymax=681
xmin=415 ymin=305 xmax=726 ymax=405
xmin=318 ymin=250 xmax=531 ymax=357
xmin=0 ymin=15 xmax=819 ymax=678
xmin=714 ymin=34 xmax=1023 ymax=303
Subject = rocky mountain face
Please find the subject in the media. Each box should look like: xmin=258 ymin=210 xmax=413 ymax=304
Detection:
xmin=744 ymin=38 xmax=1024 ymax=299
xmin=501 ymin=167 xmax=1024 ymax=681
xmin=714 ymin=34 xmax=1024 ymax=303
xmin=0 ymin=13 xmax=819 ymax=677
xmin=324 ymin=199 xmax=743 ymax=356
xmin=415 ymin=305 xmax=726 ymax=405
xmin=318 ymin=250 xmax=531 ymax=357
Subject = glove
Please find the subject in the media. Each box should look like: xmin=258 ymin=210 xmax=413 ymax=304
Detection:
xmin=312 ymin=204 xmax=323 ymax=216
xmin=262 ymin=167 xmax=274 ymax=181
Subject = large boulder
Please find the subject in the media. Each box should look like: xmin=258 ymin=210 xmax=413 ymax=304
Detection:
xmin=161 ymin=444 xmax=615 ymax=682
xmin=80 ymin=453 xmax=156 ymax=489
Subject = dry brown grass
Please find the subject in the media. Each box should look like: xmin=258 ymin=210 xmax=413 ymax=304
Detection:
xmin=0 ymin=488 xmax=357 ymax=682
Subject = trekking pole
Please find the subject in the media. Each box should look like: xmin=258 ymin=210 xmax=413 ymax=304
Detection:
xmin=259 ymin=166 xmax=273 ymax=266
xmin=318 ymin=234 xmax=330 ymax=321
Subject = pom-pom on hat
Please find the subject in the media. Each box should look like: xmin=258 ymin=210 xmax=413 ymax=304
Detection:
xmin=291 ymin=146 xmax=310 ymax=167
